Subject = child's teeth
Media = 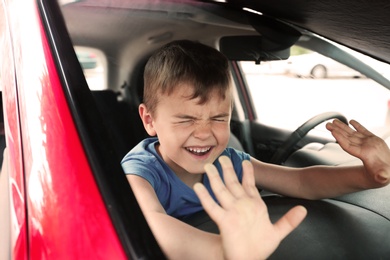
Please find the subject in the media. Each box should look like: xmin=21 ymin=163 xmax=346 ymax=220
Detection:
xmin=187 ymin=147 xmax=211 ymax=154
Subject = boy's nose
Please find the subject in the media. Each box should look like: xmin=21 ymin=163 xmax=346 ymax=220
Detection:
xmin=193 ymin=121 xmax=212 ymax=139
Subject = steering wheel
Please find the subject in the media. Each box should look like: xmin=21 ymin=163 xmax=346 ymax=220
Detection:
xmin=270 ymin=112 xmax=348 ymax=165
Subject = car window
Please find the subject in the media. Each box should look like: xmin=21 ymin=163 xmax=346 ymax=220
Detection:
xmin=240 ymin=45 xmax=390 ymax=138
xmin=75 ymin=46 xmax=107 ymax=90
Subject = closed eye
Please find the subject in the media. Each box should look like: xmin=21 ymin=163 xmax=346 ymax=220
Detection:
xmin=174 ymin=114 xmax=196 ymax=124
xmin=212 ymin=117 xmax=228 ymax=122
xmin=177 ymin=120 xmax=193 ymax=124
xmin=211 ymin=113 xmax=230 ymax=122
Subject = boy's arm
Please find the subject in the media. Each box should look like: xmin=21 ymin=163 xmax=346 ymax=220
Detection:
xmin=252 ymin=119 xmax=390 ymax=200
xmin=126 ymin=175 xmax=222 ymax=260
xmin=251 ymin=159 xmax=367 ymax=199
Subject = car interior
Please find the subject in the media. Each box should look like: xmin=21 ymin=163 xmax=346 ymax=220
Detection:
xmin=33 ymin=0 xmax=390 ymax=258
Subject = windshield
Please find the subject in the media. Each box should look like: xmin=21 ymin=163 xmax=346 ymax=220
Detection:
xmin=240 ymin=44 xmax=390 ymax=138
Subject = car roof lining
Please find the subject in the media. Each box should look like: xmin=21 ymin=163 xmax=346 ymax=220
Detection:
xmin=62 ymin=0 xmax=390 ymax=64
xmin=61 ymin=1 xmax=258 ymax=89
xmin=232 ymin=0 xmax=390 ymax=64
xmin=62 ymin=0 xmax=390 ymax=93
xmin=61 ymin=0 xmax=254 ymax=45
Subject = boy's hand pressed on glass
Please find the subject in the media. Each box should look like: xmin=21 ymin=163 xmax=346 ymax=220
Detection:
xmin=194 ymin=156 xmax=307 ymax=260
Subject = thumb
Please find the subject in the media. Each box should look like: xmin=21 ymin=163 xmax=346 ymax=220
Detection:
xmin=273 ymin=205 xmax=307 ymax=240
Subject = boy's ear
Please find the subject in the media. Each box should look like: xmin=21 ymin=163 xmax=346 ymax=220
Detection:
xmin=139 ymin=104 xmax=157 ymax=136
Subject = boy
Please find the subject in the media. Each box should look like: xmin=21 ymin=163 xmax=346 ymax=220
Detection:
xmin=122 ymin=40 xmax=390 ymax=259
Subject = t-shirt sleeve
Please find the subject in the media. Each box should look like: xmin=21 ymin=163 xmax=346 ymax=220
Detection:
xmin=121 ymin=154 xmax=161 ymax=189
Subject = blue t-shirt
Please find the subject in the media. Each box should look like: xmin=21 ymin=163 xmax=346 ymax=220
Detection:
xmin=121 ymin=137 xmax=251 ymax=219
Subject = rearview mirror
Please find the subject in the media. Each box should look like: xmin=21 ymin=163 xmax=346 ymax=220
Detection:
xmin=220 ymin=36 xmax=290 ymax=63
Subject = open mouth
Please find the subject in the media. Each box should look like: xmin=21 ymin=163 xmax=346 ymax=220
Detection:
xmin=185 ymin=146 xmax=212 ymax=156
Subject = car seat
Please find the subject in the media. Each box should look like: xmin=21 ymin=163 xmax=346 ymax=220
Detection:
xmin=91 ymin=90 xmax=148 ymax=162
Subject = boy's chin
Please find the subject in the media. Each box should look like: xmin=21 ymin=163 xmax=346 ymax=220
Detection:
xmin=182 ymin=156 xmax=220 ymax=174
xmin=187 ymin=168 xmax=207 ymax=175
xmin=184 ymin=164 xmax=209 ymax=175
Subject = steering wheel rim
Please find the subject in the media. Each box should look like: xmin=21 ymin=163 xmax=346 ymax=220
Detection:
xmin=270 ymin=112 xmax=348 ymax=165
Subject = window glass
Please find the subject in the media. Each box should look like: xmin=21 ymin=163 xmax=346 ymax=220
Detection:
xmin=241 ymin=45 xmax=390 ymax=138
xmin=74 ymin=46 xmax=107 ymax=90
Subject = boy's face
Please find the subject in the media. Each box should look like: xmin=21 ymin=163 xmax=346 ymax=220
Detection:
xmin=141 ymin=83 xmax=232 ymax=176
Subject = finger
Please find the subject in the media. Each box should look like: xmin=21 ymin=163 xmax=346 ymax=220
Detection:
xmin=349 ymin=120 xmax=374 ymax=136
xmin=326 ymin=122 xmax=351 ymax=142
xmin=329 ymin=119 xmax=355 ymax=135
xmin=374 ymin=170 xmax=390 ymax=185
xmin=241 ymin=160 xmax=261 ymax=198
xmin=204 ymin=163 xmax=234 ymax=207
xmin=327 ymin=120 xmax=365 ymax=147
xmin=332 ymin=120 xmax=372 ymax=142
xmin=219 ymin=156 xmax=246 ymax=198
xmin=332 ymin=121 xmax=369 ymax=148
xmin=193 ymin=182 xmax=224 ymax=222
xmin=325 ymin=119 xmax=344 ymax=130
xmin=273 ymin=206 xmax=307 ymax=241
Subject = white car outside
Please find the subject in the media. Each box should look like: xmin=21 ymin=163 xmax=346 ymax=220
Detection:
xmin=287 ymin=52 xmax=362 ymax=78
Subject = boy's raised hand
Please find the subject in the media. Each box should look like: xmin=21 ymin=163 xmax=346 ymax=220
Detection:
xmin=194 ymin=156 xmax=307 ymax=260
xmin=326 ymin=119 xmax=390 ymax=187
